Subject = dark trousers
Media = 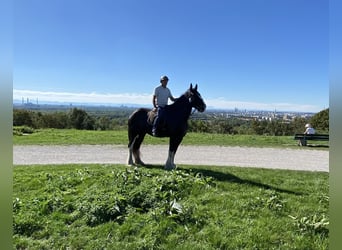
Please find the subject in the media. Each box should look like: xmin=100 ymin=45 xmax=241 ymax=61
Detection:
xmin=152 ymin=106 xmax=165 ymax=134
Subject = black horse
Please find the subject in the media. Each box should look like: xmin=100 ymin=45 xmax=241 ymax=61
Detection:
xmin=127 ymin=83 xmax=206 ymax=170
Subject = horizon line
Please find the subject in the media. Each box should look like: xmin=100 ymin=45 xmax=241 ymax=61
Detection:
xmin=13 ymin=89 xmax=326 ymax=113
xmin=12 ymin=100 xmax=318 ymax=114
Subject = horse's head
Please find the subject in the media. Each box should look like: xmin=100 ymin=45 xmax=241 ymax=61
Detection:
xmin=187 ymin=83 xmax=206 ymax=112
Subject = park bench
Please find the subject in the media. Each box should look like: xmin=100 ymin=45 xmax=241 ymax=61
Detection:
xmin=294 ymin=133 xmax=329 ymax=146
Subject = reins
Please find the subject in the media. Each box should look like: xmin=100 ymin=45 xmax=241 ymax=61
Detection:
xmin=186 ymin=91 xmax=200 ymax=116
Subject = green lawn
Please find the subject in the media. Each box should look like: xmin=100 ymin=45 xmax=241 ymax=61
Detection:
xmin=13 ymin=164 xmax=329 ymax=249
xmin=13 ymin=128 xmax=329 ymax=149
xmin=13 ymin=128 xmax=329 ymax=249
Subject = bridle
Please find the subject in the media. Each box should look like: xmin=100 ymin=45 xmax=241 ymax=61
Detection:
xmin=188 ymin=90 xmax=204 ymax=115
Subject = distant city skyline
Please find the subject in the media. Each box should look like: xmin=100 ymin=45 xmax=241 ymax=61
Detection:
xmin=14 ymin=1 xmax=328 ymax=113
xmin=13 ymin=88 xmax=325 ymax=113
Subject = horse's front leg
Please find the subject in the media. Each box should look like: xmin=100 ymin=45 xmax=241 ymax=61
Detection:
xmin=165 ymin=136 xmax=183 ymax=170
xmin=165 ymin=151 xmax=176 ymax=170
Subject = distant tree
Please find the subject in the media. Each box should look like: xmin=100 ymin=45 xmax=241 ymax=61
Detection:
xmin=14 ymin=106 xmax=328 ymax=135
xmin=110 ymin=118 xmax=127 ymax=130
xmin=233 ymin=123 xmax=251 ymax=135
xmin=39 ymin=112 xmax=69 ymax=129
xmin=214 ymin=120 xmax=233 ymax=134
xmin=292 ymin=117 xmax=308 ymax=134
xmin=13 ymin=109 xmax=34 ymax=127
xmin=82 ymin=115 xmax=95 ymax=130
xmin=266 ymin=120 xmax=281 ymax=136
xmin=55 ymin=112 xmax=69 ymax=128
xmin=68 ymin=108 xmax=95 ymax=130
xmin=33 ymin=111 xmax=44 ymax=128
xmin=310 ymin=108 xmax=329 ymax=133
xmin=188 ymin=120 xmax=211 ymax=133
xmin=95 ymin=116 xmax=111 ymax=130
xmin=251 ymin=120 xmax=268 ymax=135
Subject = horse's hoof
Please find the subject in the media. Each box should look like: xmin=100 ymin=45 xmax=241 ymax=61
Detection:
xmin=164 ymin=164 xmax=176 ymax=171
xmin=127 ymin=161 xmax=136 ymax=167
xmin=135 ymin=161 xmax=145 ymax=166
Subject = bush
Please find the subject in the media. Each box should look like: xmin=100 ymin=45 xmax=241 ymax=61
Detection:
xmin=310 ymin=108 xmax=329 ymax=133
xmin=13 ymin=107 xmax=329 ymax=135
xmin=13 ymin=126 xmax=35 ymax=136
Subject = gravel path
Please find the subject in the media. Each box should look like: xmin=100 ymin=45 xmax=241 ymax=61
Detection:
xmin=13 ymin=145 xmax=329 ymax=172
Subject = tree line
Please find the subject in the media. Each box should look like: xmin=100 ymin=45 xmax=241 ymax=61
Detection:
xmin=13 ymin=107 xmax=329 ymax=136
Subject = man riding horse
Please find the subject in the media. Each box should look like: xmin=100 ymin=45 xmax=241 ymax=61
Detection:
xmin=152 ymin=75 xmax=177 ymax=136
xmin=127 ymin=81 xmax=206 ymax=170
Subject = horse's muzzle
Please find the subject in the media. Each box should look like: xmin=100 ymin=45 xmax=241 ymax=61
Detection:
xmin=198 ymin=104 xmax=206 ymax=112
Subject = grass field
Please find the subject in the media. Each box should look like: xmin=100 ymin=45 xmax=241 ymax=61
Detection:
xmin=13 ymin=164 xmax=328 ymax=249
xmin=13 ymin=127 xmax=329 ymax=149
xmin=13 ymin=128 xmax=329 ymax=249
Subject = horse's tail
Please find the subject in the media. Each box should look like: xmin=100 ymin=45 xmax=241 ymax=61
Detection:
xmin=127 ymin=108 xmax=150 ymax=148
xmin=128 ymin=132 xmax=138 ymax=148
xmin=127 ymin=108 xmax=150 ymax=165
xmin=127 ymin=111 xmax=137 ymax=148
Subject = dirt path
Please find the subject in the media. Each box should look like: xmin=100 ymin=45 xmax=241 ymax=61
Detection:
xmin=13 ymin=145 xmax=329 ymax=172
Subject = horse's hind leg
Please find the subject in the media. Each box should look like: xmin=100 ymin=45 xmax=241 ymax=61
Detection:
xmin=127 ymin=135 xmax=137 ymax=165
xmin=132 ymin=134 xmax=146 ymax=165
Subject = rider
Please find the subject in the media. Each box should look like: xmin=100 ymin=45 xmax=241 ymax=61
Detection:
xmin=152 ymin=75 xmax=176 ymax=136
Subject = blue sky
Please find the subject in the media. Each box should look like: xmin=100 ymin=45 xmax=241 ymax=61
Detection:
xmin=13 ymin=0 xmax=328 ymax=112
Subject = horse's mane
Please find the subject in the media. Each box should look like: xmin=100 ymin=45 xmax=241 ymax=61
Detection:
xmin=167 ymin=91 xmax=190 ymax=110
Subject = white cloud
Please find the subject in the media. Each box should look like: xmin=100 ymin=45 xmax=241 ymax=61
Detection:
xmin=13 ymin=89 xmax=152 ymax=106
xmin=13 ymin=89 xmax=322 ymax=112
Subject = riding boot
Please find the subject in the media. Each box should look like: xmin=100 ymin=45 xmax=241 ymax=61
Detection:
xmin=152 ymin=127 xmax=158 ymax=137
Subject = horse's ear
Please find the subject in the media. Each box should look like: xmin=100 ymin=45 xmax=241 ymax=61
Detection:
xmin=194 ymin=84 xmax=198 ymax=91
xmin=190 ymin=83 xmax=193 ymax=91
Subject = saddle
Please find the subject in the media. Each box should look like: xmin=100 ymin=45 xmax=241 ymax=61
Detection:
xmin=147 ymin=109 xmax=157 ymax=125
xmin=147 ymin=109 xmax=167 ymax=134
